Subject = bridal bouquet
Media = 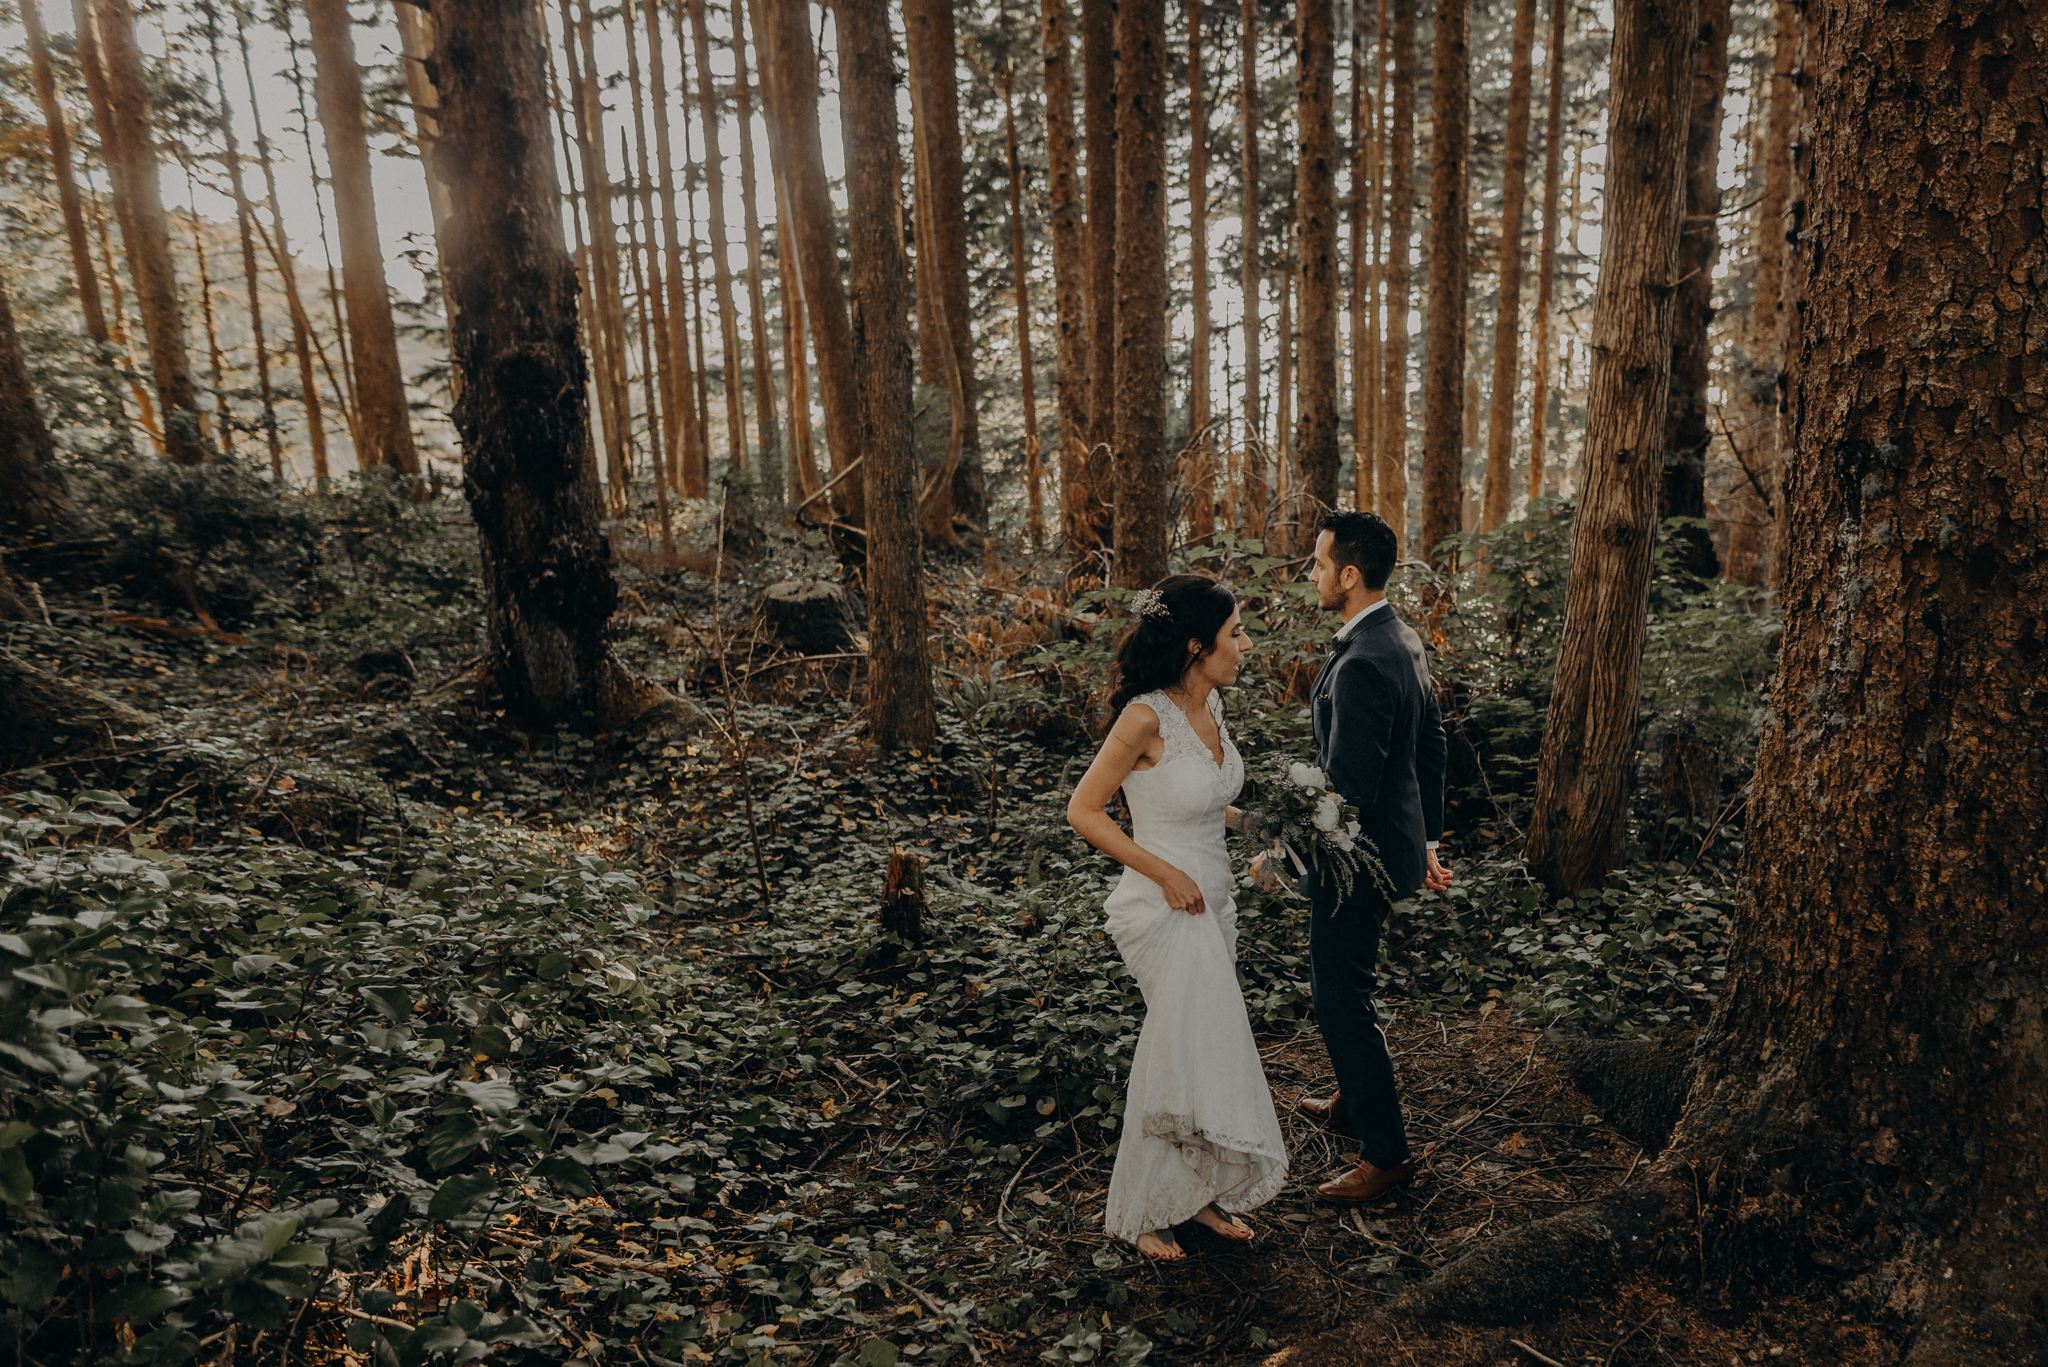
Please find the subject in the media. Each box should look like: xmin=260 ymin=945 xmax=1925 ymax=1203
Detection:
xmin=1238 ymin=759 xmax=1394 ymax=904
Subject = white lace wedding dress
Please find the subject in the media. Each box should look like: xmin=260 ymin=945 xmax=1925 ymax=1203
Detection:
xmin=1101 ymin=691 xmax=1288 ymax=1244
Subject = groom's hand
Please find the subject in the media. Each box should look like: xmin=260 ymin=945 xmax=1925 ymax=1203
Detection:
xmin=1424 ymin=849 xmax=1453 ymax=892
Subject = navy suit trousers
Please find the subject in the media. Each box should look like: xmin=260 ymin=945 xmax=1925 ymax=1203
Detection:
xmin=1308 ymin=892 xmax=1411 ymax=1169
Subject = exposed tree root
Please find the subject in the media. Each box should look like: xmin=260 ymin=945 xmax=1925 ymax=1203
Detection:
xmin=0 ymin=648 xmax=157 ymax=765
xmin=1547 ymin=1029 xmax=1696 ymax=1152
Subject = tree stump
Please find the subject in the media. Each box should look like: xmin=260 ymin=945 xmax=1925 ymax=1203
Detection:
xmin=754 ymin=579 xmax=862 ymax=656
xmin=879 ymin=847 xmax=928 ymax=943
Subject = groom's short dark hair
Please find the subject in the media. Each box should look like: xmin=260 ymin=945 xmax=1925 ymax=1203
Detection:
xmin=1317 ymin=509 xmax=1398 ymax=590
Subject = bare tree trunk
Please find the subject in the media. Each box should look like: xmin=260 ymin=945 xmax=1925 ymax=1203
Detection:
xmin=683 ymin=113 xmax=714 ymax=491
xmin=86 ymin=0 xmax=208 ymax=464
xmin=238 ymin=22 xmax=326 ymax=487
xmin=1378 ymin=0 xmax=1415 ymax=551
xmin=1071 ymin=0 xmax=1117 ymax=562
xmin=1003 ymin=61 xmax=1045 ymax=550
xmin=306 ymin=0 xmax=419 ymax=480
xmin=647 ymin=0 xmax=695 ymax=495
xmin=1418 ymin=0 xmax=1470 ymax=567
xmin=686 ymin=0 xmax=746 ymax=478
xmin=286 ymin=13 xmax=359 ymax=443
xmin=775 ymin=189 xmax=821 ymax=502
xmin=0 ymin=272 xmax=79 ymax=533
xmin=732 ymin=3 xmax=781 ymax=500
xmin=620 ymin=0 xmax=668 ymax=499
xmin=431 ymin=0 xmax=677 ymax=731
xmin=1238 ymin=0 xmax=1261 ymax=459
xmin=181 ymin=166 xmax=233 ymax=459
xmin=82 ymin=153 xmax=167 ymax=450
xmin=1524 ymin=0 xmax=1700 ymax=898
xmin=623 ymin=135 xmax=674 ymax=560
xmin=1293 ymin=0 xmax=1340 ymax=541
xmin=756 ymin=0 xmax=863 ymax=525
xmin=203 ymin=2 xmax=283 ymax=480
xmin=565 ymin=0 xmax=632 ymax=505
xmin=392 ymin=0 xmax=460 ymax=420
xmin=1276 ymin=222 xmax=1293 ymax=512
xmin=1660 ymin=0 xmax=1731 ymax=579
xmin=909 ymin=73 xmax=967 ymax=547
xmin=1186 ymin=0 xmax=1214 ymax=543
xmin=838 ymin=0 xmax=936 ymax=750
xmin=1525 ymin=0 xmax=1568 ymax=505
xmin=1111 ymin=0 xmax=1168 ymax=588
xmin=1480 ymin=0 xmax=1538 ymax=531
xmin=1349 ymin=0 xmax=1385 ymax=516
xmin=21 ymin=0 xmax=110 ymax=354
xmin=1040 ymin=0 xmax=1090 ymax=550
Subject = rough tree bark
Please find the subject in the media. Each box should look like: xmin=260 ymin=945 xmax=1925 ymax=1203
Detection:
xmin=1659 ymin=0 xmax=1731 ymax=580
xmin=1239 ymin=0 xmax=1267 ymax=537
xmin=757 ymin=0 xmax=862 ymax=526
xmin=1002 ymin=60 xmax=1045 ymax=550
xmin=909 ymin=64 xmax=968 ymax=548
xmin=1378 ymin=0 xmax=1415 ymax=551
xmin=1480 ymin=0 xmax=1538 ymax=531
xmin=837 ymin=0 xmax=936 ymax=752
xmin=1292 ymin=0 xmax=1339 ymax=542
xmin=731 ymin=4 xmax=781 ymax=500
xmin=305 ymin=0 xmax=419 ymax=480
xmin=21 ymin=0 xmax=110 ymax=354
xmin=1077 ymin=0 xmax=1117 ymax=559
xmin=1111 ymin=0 xmax=1168 ymax=588
xmin=687 ymin=0 xmax=746 ymax=476
xmin=86 ymin=0 xmax=208 ymax=464
xmin=565 ymin=0 xmax=632 ymax=503
xmin=1186 ymin=0 xmax=1214 ymax=542
xmin=1350 ymin=0 xmax=1384 ymax=516
xmin=619 ymin=0 xmax=669 ymax=498
xmin=1522 ymin=0 xmax=1699 ymax=898
xmin=1401 ymin=10 xmax=2048 ymax=1362
xmin=1525 ymin=0 xmax=1568 ymax=503
xmin=650 ymin=0 xmax=699 ymax=495
xmin=430 ymin=0 xmax=680 ymax=732
xmin=1041 ymin=0 xmax=1091 ymax=551
xmin=0 ymin=271 xmax=79 ymax=534
xmin=1418 ymin=0 xmax=1470 ymax=566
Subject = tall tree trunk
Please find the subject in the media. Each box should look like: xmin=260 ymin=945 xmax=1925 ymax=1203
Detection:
xmin=683 ymin=107 xmax=714 ymax=492
xmin=1350 ymin=0 xmax=1384 ymax=516
xmin=1111 ymin=0 xmax=1168 ymax=588
xmin=909 ymin=74 xmax=968 ymax=547
xmin=1418 ymin=0 xmax=1470 ymax=566
xmin=305 ymin=0 xmax=419 ymax=480
xmin=1239 ymin=0 xmax=1267 ymax=538
xmin=1276 ymin=227 xmax=1293 ymax=512
xmin=756 ymin=0 xmax=862 ymax=525
xmin=1378 ymin=0 xmax=1415 ymax=551
xmin=903 ymin=0 xmax=982 ymax=526
xmin=1660 ymin=0 xmax=1731 ymax=579
xmin=0 ymin=272 xmax=78 ymax=534
xmin=181 ymin=165 xmax=234 ymax=459
xmin=1480 ymin=0 xmax=1538 ymax=531
xmin=1002 ymin=61 xmax=1045 ymax=550
xmin=21 ymin=0 xmax=110 ymax=354
xmin=1405 ymin=9 xmax=2048 ymax=1355
xmin=86 ymin=0 xmax=208 ymax=464
xmin=429 ymin=0 xmax=673 ymax=730
xmin=1186 ymin=0 xmax=1214 ymax=543
xmin=622 ymin=133 xmax=674 ymax=560
xmin=649 ymin=0 xmax=696 ymax=495
xmin=1293 ymin=0 xmax=1340 ymax=541
xmin=565 ymin=0 xmax=632 ymax=504
xmin=687 ymin=0 xmax=747 ymax=477
xmin=838 ymin=0 xmax=936 ymax=751
xmin=286 ymin=14 xmax=359 ymax=442
xmin=1525 ymin=0 xmax=1568 ymax=505
xmin=204 ymin=2 xmax=283 ymax=480
xmin=239 ymin=20 xmax=327 ymax=486
xmin=83 ymin=152 xmax=166 ymax=450
xmin=775 ymin=187 xmax=821 ymax=501
xmin=1523 ymin=0 xmax=1700 ymax=898
xmin=732 ymin=3 xmax=781 ymax=500
xmin=1076 ymin=0 xmax=1117 ymax=560
xmin=392 ymin=0 xmax=460 ymax=419
xmin=1040 ymin=0 xmax=1090 ymax=550
xmin=620 ymin=0 xmax=668 ymax=497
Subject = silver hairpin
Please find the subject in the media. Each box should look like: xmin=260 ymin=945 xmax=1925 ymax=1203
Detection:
xmin=1132 ymin=588 xmax=1170 ymax=620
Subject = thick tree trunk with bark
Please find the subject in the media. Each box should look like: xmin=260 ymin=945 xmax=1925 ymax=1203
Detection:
xmin=1378 ymin=0 xmax=1415 ymax=551
xmin=1481 ymin=0 xmax=1538 ymax=532
xmin=1525 ymin=0 xmax=1568 ymax=503
xmin=305 ymin=0 xmax=418 ymax=480
xmin=1041 ymin=0 xmax=1091 ymax=551
xmin=87 ymin=0 xmax=208 ymax=464
xmin=1186 ymin=0 xmax=1214 ymax=543
xmin=1403 ymin=10 xmax=2048 ymax=1359
xmin=909 ymin=80 xmax=968 ymax=548
xmin=430 ymin=0 xmax=678 ymax=732
xmin=1111 ymin=0 xmax=1168 ymax=588
xmin=1292 ymin=0 xmax=1339 ymax=540
xmin=1002 ymin=62 xmax=1045 ymax=550
xmin=838 ymin=0 xmax=936 ymax=752
xmin=757 ymin=0 xmax=862 ymax=526
xmin=1659 ymin=0 xmax=1730 ymax=580
xmin=1073 ymin=0 xmax=1117 ymax=560
xmin=1418 ymin=0 xmax=1470 ymax=566
xmin=0 ymin=273 xmax=79 ymax=534
xmin=1523 ymin=0 xmax=1699 ymax=898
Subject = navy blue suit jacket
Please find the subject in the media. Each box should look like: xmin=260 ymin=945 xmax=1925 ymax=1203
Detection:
xmin=1299 ymin=606 xmax=1448 ymax=903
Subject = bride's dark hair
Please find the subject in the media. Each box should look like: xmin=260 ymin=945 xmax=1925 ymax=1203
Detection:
xmin=1109 ymin=574 xmax=1239 ymax=713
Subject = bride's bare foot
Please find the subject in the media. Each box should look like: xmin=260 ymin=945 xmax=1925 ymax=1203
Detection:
xmin=1136 ymin=1229 xmax=1186 ymax=1260
xmin=1192 ymin=1203 xmax=1253 ymax=1241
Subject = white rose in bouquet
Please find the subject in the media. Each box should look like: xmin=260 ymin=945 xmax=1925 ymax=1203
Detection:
xmin=1288 ymin=762 xmax=1329 ymax=791
xmin=1313 ymin=791 xmax=1342 ymax=832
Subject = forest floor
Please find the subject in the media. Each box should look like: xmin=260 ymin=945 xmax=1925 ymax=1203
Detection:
xmin=0 ymin=487 xmax=1864 ymax=1367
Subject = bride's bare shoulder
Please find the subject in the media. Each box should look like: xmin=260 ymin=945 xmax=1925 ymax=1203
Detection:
xmin=1111 ymin=699 xmax=1162 ymax=742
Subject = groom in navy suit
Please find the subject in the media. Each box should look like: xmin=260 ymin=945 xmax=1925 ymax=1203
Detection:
xmin=1280 ymin=509 xmax=1450 ymax=1205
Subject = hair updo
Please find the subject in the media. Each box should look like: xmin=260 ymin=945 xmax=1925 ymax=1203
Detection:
xmin=1108 ymin=574 xmax=1239 ymax=713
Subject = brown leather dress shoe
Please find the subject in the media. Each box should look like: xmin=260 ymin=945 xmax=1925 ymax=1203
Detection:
xmin=1297 ymin=1091 xmax=1347 ymax=1125
xmin=1315 ymin=1158 xmax=1419 ymax=1206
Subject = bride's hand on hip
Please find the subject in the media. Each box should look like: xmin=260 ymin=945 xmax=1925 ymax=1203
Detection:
xmin=1154 ymin=865 xmax=1207 ymax=915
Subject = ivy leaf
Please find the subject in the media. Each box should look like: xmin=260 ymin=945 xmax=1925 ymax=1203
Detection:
xmin=426 ymin=1115 xmax=481 ymax=1170
xmin=427 ymin=1173 xmax=496 ymax=1221
xmin=358 ymin=986 xmax=412 ymax=1025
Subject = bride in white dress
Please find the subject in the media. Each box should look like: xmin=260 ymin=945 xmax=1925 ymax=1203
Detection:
xmin=1066 ymin=574 xmax=1288 ymax=1260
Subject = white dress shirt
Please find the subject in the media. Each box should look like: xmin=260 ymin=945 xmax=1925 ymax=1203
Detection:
xmin=1331 ymin=597 xmax=1437 ymax=851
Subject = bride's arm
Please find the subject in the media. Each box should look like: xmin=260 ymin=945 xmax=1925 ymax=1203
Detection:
xmin=1066 ymin=706 xmax=1209 ymax=915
